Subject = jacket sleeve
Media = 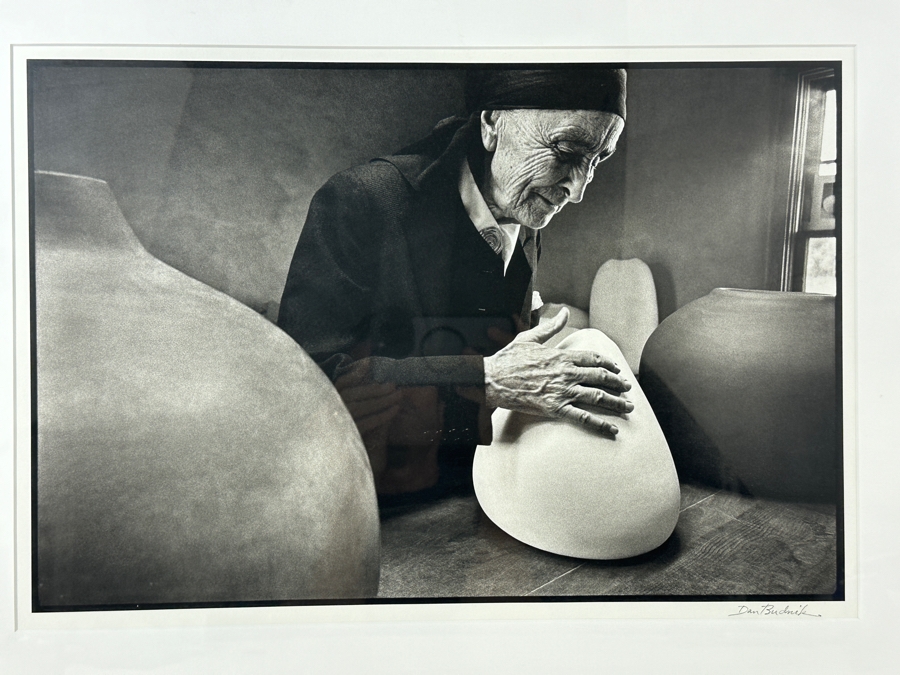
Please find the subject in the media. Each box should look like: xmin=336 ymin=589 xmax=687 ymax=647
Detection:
xmin=276 ymin=167 xmax=486 ymax=388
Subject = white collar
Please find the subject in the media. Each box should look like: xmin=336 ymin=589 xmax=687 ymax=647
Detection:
xmin=458 ymin=159 xmax=520 ymax=275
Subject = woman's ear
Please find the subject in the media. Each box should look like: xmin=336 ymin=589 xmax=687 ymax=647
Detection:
xmin=480 ymin=110 xmax=499 ymax=152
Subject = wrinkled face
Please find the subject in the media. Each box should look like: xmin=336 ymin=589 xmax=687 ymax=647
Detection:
xmin=480 ymin=109 xmax=624 ymax=229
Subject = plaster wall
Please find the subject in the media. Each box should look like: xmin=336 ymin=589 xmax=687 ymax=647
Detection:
xmin=31 ymin=65 xmax=466 ymax=312
xmin=32 ymin=64 xmax=799 ymax=320
xmin=539 ymin=66 xmax=798 ymax=319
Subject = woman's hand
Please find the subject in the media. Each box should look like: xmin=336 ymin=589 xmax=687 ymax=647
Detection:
xmin=334 ymin=358 xmax=404 ymax=436
xmin=483 ymin=308 xmax=633 ymax=436
xmin=334 ymin=359 xmax=404 ymax=480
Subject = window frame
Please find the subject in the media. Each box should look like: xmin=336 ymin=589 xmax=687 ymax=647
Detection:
xmin=780 ymin=67 xmax=838 ymax=293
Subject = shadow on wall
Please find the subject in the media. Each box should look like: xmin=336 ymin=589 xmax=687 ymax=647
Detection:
xmin=647 ymin=262 xmax=677 ymax=323
xmin=30 ymin=65 xmax=195 ymax=257
xmin=31 ymin=64 xmax=467 ymax=313
xmin=32 ymin=64 xmax=802 ymax=321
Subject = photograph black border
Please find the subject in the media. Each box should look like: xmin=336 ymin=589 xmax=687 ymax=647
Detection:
xmin=23 ymin=54 xmax=849 ymax=614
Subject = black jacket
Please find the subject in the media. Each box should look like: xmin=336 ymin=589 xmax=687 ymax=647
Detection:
xmin=277 ymin=116 xmax=539 ymax=447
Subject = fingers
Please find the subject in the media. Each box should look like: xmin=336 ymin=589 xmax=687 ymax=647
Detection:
xmin=354 ymin=401 xmax=403 ymax=436
xmin=343 ymin=387 xmax=404 ymax=419
xmin=340 ymin=381 xmax=397 ymax=403
xmin=558 ymin=404 xmax=620 ymax=437
xmin=573 ymin=366 xmax=631 ymax=393
xmin=335 ymin=360 xmax=404 ymax=434
xmin=515 ymin=306 xmax=569 ymax=345
xmin=570 ymin=385 xmax=634 ymax=414
xmin=565 ymin=349 xmax=621 ymax=374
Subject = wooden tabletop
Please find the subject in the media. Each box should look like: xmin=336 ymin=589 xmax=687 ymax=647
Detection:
xmin=376 ymin=483 xmax=838 ymax=599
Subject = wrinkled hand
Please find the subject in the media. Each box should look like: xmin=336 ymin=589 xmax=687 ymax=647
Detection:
xmin=483 ymin=308 xmax=633 ymax=436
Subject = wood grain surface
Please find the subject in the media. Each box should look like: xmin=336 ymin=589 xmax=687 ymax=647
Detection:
xmin=377 ymin=484 xmax=837 ymax=598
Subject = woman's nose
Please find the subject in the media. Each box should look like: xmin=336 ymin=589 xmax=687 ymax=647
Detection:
xmin=561 ymin=165 xmax=592 ymax=203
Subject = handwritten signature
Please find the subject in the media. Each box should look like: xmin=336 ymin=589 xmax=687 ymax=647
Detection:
xmin=729 ymin=604 xmax=822 ymax=618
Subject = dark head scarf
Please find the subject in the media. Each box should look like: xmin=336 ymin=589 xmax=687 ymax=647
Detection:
xmin=464 ymin=68 xmax=626 ymax=120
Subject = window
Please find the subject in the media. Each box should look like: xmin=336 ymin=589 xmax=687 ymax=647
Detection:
xmin=781 ymin=68 xmax=838 ymax=295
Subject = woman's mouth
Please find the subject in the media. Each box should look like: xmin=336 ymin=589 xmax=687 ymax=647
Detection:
xmin=533 ymin=193 xmax=559 ymax=210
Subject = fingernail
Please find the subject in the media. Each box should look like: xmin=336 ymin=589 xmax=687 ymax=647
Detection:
xmin=623 ymin=381 xmax=632 ymax=391
xmin=609 ymin=425 xmax=619 ymax=435
xmin=625 ymin=401 xmax=634 ymax=413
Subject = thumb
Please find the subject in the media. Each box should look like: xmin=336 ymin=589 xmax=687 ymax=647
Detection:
xmin=515 ymin=306 xmax=569 ymax=345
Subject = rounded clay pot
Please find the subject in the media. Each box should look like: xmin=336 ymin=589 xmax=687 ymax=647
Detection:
xmin=589 ymin=258 xmax=659 ymax=374
xmin=34 ymin=171 xmax=380 ymax=606
xmin=640 ymin=288 xmax=838 ymax=502
xmin=473 ymin=329 xmax=681 ymax=560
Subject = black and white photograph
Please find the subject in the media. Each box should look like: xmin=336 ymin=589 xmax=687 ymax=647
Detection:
xmin=20 ymin=54 xmax=846 ymax=612
xmin=3 ymin=0 xmax=899 ymax=672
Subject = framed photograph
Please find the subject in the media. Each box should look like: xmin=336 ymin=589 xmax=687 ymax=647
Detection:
xmin=11 ymin=45 xmax=856 ymax=630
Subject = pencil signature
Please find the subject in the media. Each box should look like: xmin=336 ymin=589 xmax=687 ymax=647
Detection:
xmin=729 ymin=604 xmax=822 ymax=618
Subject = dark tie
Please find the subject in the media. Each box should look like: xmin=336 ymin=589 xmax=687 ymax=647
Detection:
xmin=519 ymin=229 xmax=539 ymax=326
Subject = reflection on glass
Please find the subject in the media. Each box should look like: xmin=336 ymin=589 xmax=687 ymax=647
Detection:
xmin=803 ymin=236 xmax=837 ymax=296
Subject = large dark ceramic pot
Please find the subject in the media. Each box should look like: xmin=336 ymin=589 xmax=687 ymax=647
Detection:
xmin=34 ymin=171 xmax=380 ymax=607
xmin=640 ymin=288 xmax=838 ymax=503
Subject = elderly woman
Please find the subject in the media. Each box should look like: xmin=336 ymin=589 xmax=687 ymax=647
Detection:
xmin=277 ymin=68 xmax=632 ymax=502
